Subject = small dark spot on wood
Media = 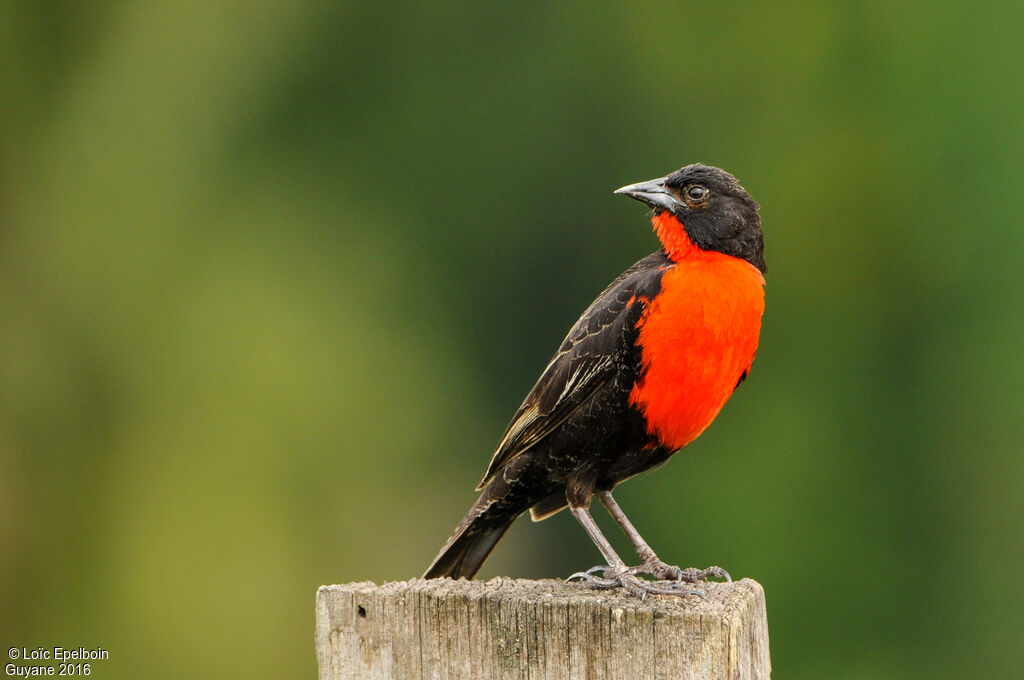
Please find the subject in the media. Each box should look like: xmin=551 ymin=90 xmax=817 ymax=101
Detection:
xmin=357 ymin=605 xmax=366 ymax=618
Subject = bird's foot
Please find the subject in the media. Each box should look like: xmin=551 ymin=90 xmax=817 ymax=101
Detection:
xmin=567 ymin=565 xmax=707 ymax=601
xmin=635 ymin=560 xmax=732 ymax=583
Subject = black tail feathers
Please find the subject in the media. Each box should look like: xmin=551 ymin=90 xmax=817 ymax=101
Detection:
xmin=424 ymin=463 xmax=553 ymax=579
xmin=422 ymin=507 xmax=514 ymax=579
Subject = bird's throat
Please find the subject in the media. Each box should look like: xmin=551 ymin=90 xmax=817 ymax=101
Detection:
xmin=653 ymin=212 xmax=704 ymax=262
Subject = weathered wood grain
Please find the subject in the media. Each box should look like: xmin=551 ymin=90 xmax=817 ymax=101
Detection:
xmin=316 ymin=577 xmax=770 ymax=679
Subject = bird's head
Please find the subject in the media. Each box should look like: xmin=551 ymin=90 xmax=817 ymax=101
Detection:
xmin=615 ymin=164 xmax=765 ymax=273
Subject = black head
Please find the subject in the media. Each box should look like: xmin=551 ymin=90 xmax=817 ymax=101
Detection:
xmin=615 ymin=164 xmax=765 ymax=273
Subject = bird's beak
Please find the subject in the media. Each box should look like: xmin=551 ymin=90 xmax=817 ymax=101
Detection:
xmin=614 ymin=176 xmax=682 ymax=214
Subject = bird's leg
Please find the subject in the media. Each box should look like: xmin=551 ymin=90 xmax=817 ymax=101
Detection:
xmin=596 ymin=490 xmax=731 ymax=583
xmin=566 ymin=504 xmax=704 ymax=599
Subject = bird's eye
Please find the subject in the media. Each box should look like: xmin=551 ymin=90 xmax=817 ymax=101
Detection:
xmin=685 ymin=185 xmax=709 ymax=203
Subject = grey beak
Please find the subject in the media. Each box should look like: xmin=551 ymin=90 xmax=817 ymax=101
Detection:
xmin=614 ymin=176 xmax=682 ymax=213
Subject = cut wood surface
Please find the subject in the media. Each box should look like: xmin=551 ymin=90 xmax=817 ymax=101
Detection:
xmin=316 ymin=577 xmax=770 ymax=680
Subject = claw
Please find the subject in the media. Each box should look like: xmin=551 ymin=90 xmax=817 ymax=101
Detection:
xmin=702 ymin=565 xmax=732 ymax=583
xmin=566 ymin=570 xmax=621 ymax=589
xmin=567 ymin=564 xmax=610 ymax=583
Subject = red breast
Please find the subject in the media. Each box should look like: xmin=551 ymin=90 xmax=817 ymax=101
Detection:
xmin=629 ymin=213 xmax=765 ymax=451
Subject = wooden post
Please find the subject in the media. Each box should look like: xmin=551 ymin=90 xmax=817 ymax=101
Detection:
xmin=316 ymin=577 xmax=770 ymax=679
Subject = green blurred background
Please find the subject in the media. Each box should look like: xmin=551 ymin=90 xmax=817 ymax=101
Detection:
xmin=3 ymin=2 xmax=1023 ymax=678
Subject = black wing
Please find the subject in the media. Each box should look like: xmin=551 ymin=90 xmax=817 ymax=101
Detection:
xmin=477 ymin=250 xmax=670 ymax=489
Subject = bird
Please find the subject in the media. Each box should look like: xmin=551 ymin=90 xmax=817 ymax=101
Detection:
xmin=423 ymin=164 xmax=765 ymax=598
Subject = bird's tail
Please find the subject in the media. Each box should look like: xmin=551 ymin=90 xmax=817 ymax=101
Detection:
xmin=422 ymin=508 xmax=512 ymax=579
xmin=424 ymin=463 xmax=546 ymax=579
